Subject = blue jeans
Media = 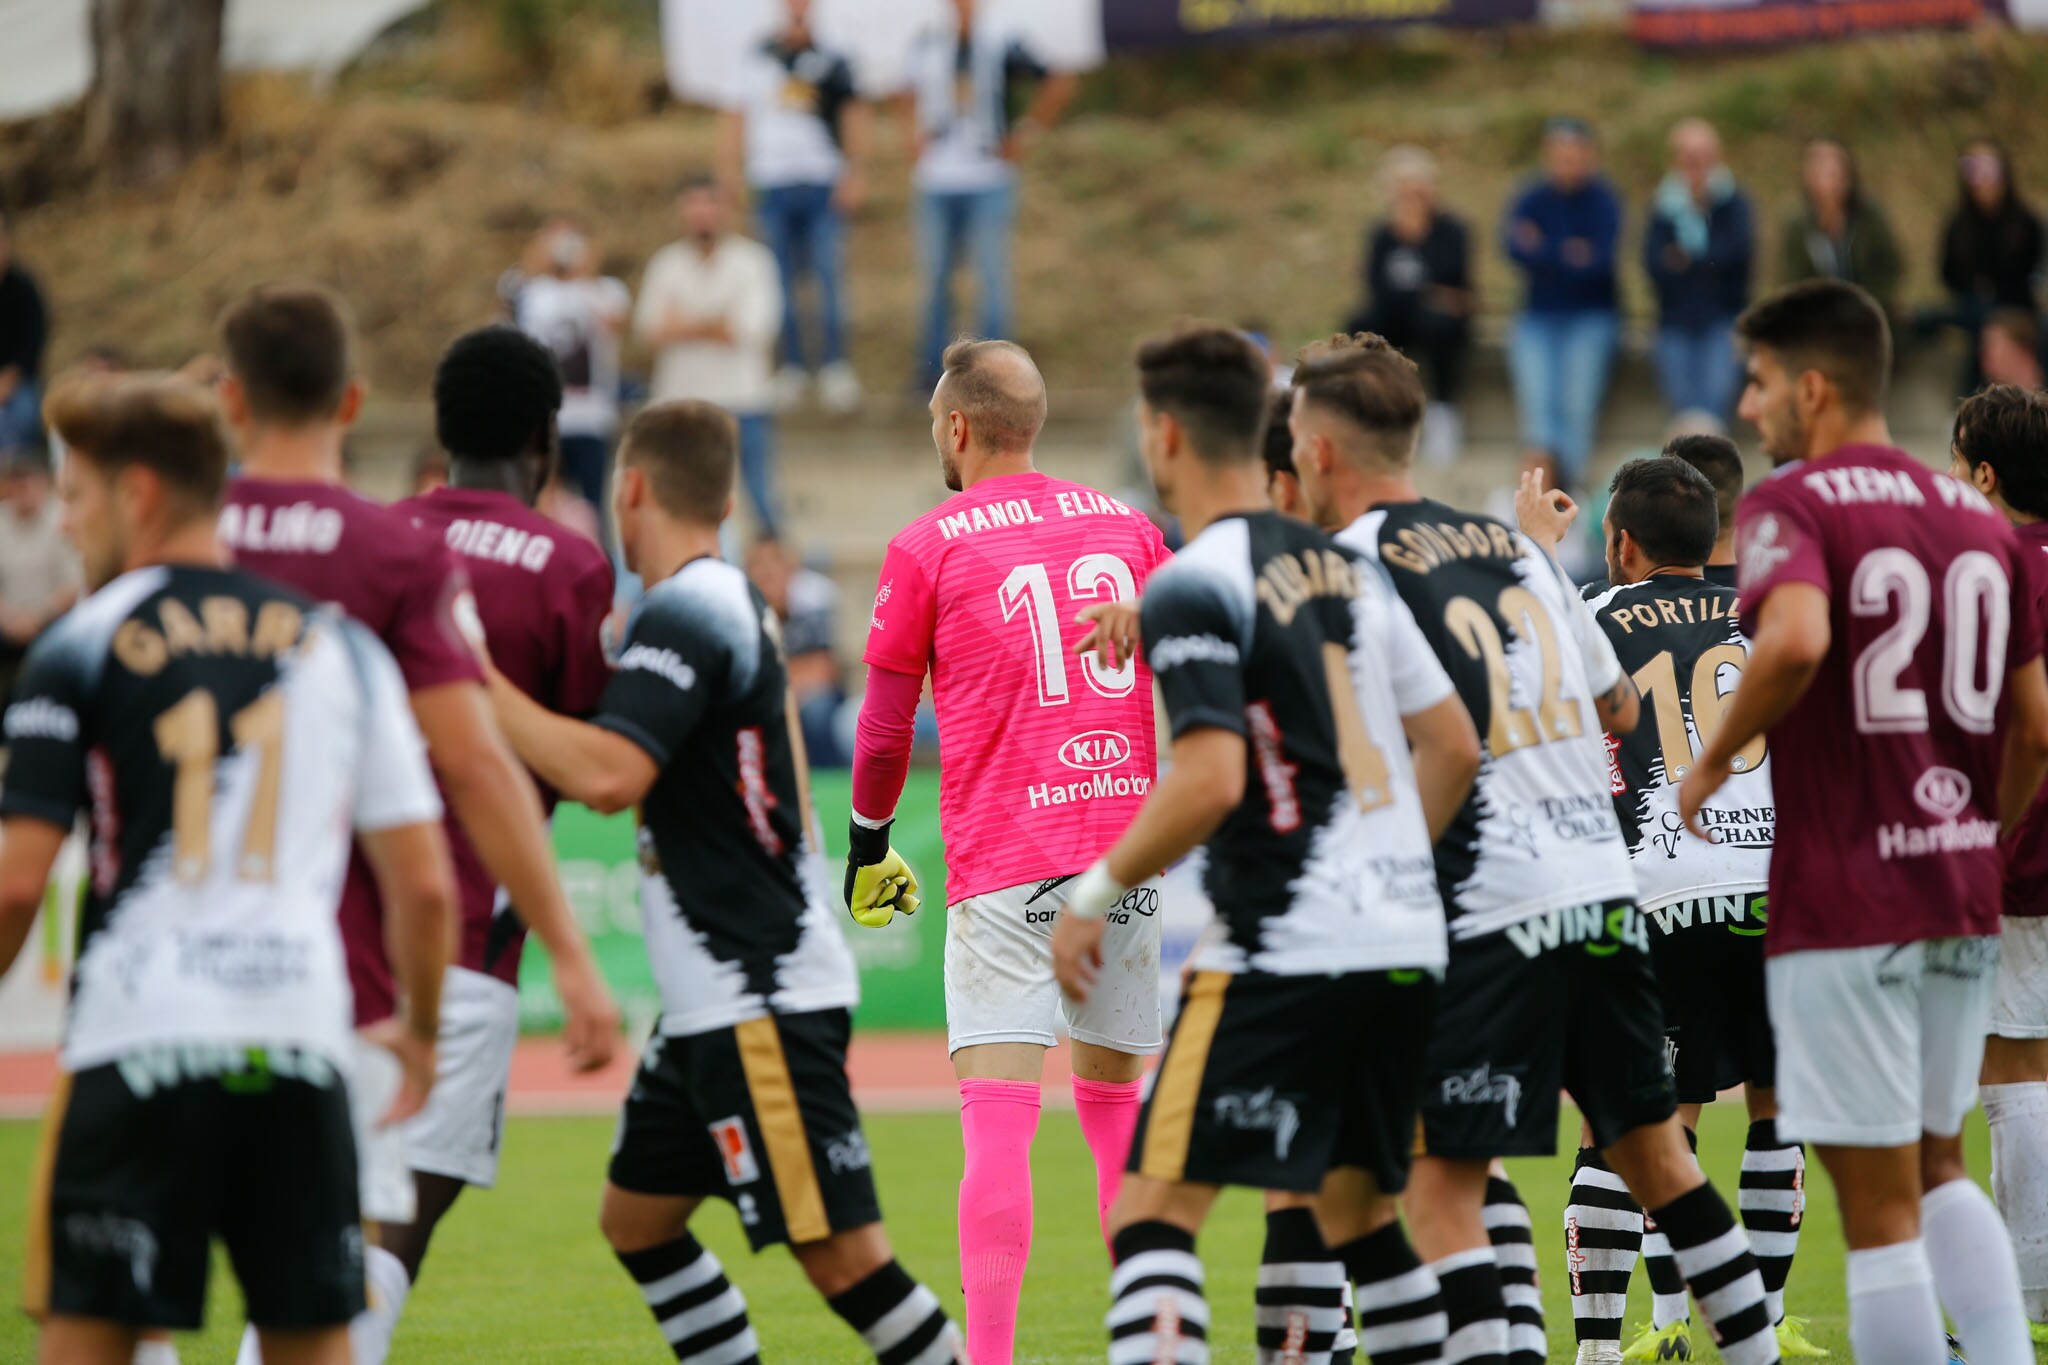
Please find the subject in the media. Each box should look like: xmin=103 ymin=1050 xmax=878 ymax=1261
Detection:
xmin=1653 ymin=320 xmax=1741 ymax=422
xmin=756 ymin=182 xmax=847 ymax=371
xmin=916 ymin=182 xmax=1016 ymax=387
xmin=1508 ymin=311 xmax=1620 ymax=491
xmin=737 ymin=412 xmax=781 ymax=540
xmin=0 ymin=378 xmax=43 ymax=451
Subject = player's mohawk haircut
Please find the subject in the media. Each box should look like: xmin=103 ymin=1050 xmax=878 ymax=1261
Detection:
xmin=1290 ymin=332 xmax=1426 ymax=466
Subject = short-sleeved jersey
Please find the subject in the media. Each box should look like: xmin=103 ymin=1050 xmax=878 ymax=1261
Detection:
xmin=1141 ymin=512 xmax=1453 ymax=977
xmin=1343 ymin=501 xmax=1637 ymax=937
xmin=2005 ymin=521 xmax=2048 ymax=917
xmin=399 ymin=487 xmax=616 ymax=985
xmin=1584 ymin=576 xmax=1773 ymax=913
xmin=1736 ymin=445 xmax=2046 ymax=953
xmin=220 ymin=477 xmax=483 ymax=1025
xmin=862 ymin=471 xmax=1172 ymax=903
xmin=0 ymin=565 xmax=442 ymax=1071
xmin=595 ymin=557 xmax=856 ymax=1037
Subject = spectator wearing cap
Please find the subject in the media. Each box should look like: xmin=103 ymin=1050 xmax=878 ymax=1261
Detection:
xmin=1643 ymin=118 xmax=1753 ymax=423
xmin=1348 ymin=145 xmax=1475 ymax=464
xmin=1980 ymin=308 xmax=2044 ymax=392
xmin=1779 ymin=136 xmax=1902 ymax=317
xmin=0 ymin=212 xmax=49 ymax=452
xmin=901 ymin=0 xmax=1077 ymax=389
xmin=0 ymin=445 xmax=81 ymax=700
xmin=1503 ymin=117 xmax=1623 ymax=493
xmin=721 ymin=0 xmax=871 ymax=415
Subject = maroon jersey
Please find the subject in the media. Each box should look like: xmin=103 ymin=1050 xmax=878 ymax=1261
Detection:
xmin=220 ymin=477 xmax=484 ymax=1023
xmin=2003 ymin=520 xmax=2048 ymax=917
xmin=399 ymin=487 xmax=615 ymax=984
xmin=1736 ymin=445 xmax=2045 ymax=955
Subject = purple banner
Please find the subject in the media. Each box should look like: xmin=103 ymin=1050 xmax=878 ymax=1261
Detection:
xmin=1102 ymin=0 xmax=1537 ymax=48
xmin=1632 ymin=0 xmax=1982 ymax=46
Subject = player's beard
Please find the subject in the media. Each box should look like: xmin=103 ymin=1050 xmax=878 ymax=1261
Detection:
xmin=1762 ymin=393 xmax=1809 ymax=467
xmin=940 ymin=449 xmax=963 ymax=492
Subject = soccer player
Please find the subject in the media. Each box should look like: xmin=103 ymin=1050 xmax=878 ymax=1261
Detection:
xmin=1664 ymin=432 xmax=1745 ymax=589
xmin=212 ymin=283 xmax=618 ymax=1365
xmin=2 ymin=372 xmax=454 ymax=1365
xmin=355 ymin=327 xmax=615 ymax=1338
xmin=484 ymin=400 xmax=963 ymax=1365
xmin=1289 ymin=332 xmax=1783 ymax=1365
xmin=1051 ymin=323 xmax=1482 ymax=1365
xmin=1680 ymin=280 xmax=2048 ymax=1365
xmin=1523 ymin=457 xmax=1815 ymax=1361
xmin=847 ymin=339 xmax=1170 ymax=1363
xmin=1949 ymin=384 xmax=2048 ymax=1338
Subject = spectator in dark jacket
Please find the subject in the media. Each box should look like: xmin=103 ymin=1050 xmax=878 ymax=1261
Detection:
xmin=1928 ymin=140 xmax=2044 ymax=396
xmin=1347 ymin=146 xmax=1474 ymax=463
xmin=1778 ymin=136 xmax=1902 ymax=316
xmin=1644 ymin=118 xmax=1752 ymax=422
xmin=1504 ymin=117 xmax=1623 ymax=492
xmin=0 ymin=212 xmax=49 ymax=452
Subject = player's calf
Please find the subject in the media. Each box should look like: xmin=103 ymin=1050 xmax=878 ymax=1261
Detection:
xmin=1481 ymin=1171 xmax=1545 ymax=1365
xmin=794 ymin=1225 xmax=962 ymax=1365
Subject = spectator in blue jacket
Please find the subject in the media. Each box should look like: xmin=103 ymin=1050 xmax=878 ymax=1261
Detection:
xmin=1644 ymin=119 xmax=1753 ymax=422
xmin=1504 ymin=118 xmax=1623 ymax=493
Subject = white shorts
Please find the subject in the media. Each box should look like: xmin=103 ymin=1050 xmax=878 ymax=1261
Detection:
xmin=1767 ymin=936 xmax=1998 ymax=1147
xmin=399 ymin=966 xmax=521 ymax=1188
xmin=1992 ymin=917 xmax=2048 ymax=1040
xmin=347 ymin=1034 xmax=416 ymax=1225
xmin=945 ymin=877 xmax=1164 ymax=1055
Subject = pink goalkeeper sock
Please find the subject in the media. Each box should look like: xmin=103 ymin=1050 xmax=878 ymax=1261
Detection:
xmin=959 ymin=1078 xmax=1041 ymax=1365
xmin=1072 ymin=1075 xmax=1143 ymax=1244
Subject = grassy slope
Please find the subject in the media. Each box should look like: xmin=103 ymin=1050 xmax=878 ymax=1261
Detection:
xmin=6 ymin=27 xmax=2048 ymax=399
xmin=0 ymin=1105 xmax=2000 ymax=1362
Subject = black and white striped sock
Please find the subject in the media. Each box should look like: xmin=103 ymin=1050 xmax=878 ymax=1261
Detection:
xmin=1484 ymin=1174 xmax=1546 ymax=1365
xmin=1337 ymin=1221 xmax=1448 ymax=1365
xmin=616 ymin=1235 xmax=761 ymax=1365
xmin=1109 ymin=1221 xmax=1209 ymax=1365
xmin=1566 ymin=1149 xmax=1642 ymax=1352
xmin=1434 ymin=1248 xmax=1511 ymax=1365
xmin=1334 ymin=1281 xmax=1359 ymax=1364
xmin=1258 ymin=1208 xmax=1348 ymax=1365
xmin=1650 ymin=1184 xmax=1779 ymax=1365
xmin=826 ymin=1260 xmax=961 ymax=1365
xmin=1643 ymin=1127 xmax=1698 ymax=1331
xmin=1739 ymin=1120 xmax=1805 ymax=1325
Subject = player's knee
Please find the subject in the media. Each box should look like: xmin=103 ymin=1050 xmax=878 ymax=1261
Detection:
xmin=598 ymin=1188 xmax=686 ymax=1254
xmin=792 ymin=1223 xmax=891 ymax=1298
xmin=1920 ymin=1137 xmax=1969 ymax=1194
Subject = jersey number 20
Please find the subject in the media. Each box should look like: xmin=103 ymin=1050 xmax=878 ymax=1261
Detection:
xmin=1852 ymin=548 xmax=2010 ymax=736
xmin=999 ymin=555 xmax=1138 ymax=705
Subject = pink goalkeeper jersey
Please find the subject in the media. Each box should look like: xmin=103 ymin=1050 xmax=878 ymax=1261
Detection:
xmin=863 ymin=471 xmax=1171 ymax=904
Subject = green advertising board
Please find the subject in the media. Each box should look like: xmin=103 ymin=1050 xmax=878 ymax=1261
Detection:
xmin=518 ymin=771 xmax=951 ymax=1033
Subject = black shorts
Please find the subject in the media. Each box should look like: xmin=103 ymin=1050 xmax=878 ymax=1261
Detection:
xmin=1421 ymin=900 xmax=1678 ymax=1158
xmin=29 ymin=1048 xmax=364 ymax=1331
xmin=1127 ymin=968 xmax=1438 ymax=1196
xmin=609 ymin=1009 xmax=880 ymax=1251
xmin=1645 ymin=891 xmax=1776 ymax=1104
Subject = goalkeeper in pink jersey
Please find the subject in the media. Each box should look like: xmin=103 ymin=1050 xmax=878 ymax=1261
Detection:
xmin=848 ymin=339 xmax=1171 ymax=1365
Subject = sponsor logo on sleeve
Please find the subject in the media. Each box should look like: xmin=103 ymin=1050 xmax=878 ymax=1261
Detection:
xmin=1058 ymin=730 xmax=1131 ymax=772
xmin=709 ymin=1116 xmax=760 ymax=1185
xmin=1739 ymin=512 xmax=1791 ymax=586
xmin=3 ymin=698 xmax=78 ymax=742
xmin=1149 ymin=634 xmax=1239 ymax=671
xmin=618 ymin=644 xmax=697 ymax=693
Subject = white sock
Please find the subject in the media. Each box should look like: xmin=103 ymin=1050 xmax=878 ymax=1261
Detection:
xmin=1983 ymin=1081 xmax=2048 ymax=1322
xmin=132 ymin=1341 xmax=180 ymax=1365
xmin=1847 ymin=1241 xmax=1945 ymax=1365
xmin=1924 ymin=1177 xmax=2032 ymax=1365
xmin=348 ymin=1244 xmax=413 ymax=1365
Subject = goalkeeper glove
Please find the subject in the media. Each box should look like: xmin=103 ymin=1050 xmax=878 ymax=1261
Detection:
xmin=844 ymin=818 xmax=921 ymax=928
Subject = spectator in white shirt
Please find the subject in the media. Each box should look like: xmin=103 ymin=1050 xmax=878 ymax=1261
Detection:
xmin=902 ymin=0 xmax=1077 ymax=388
xmin=502 ymin=218 xmax=631 ymax=535
xmin=0 ymin=444 xmax=81 ymax=701
xmin=633 ymin=175 xmax=786 ymax=536
xmin=719 ymin=0 xmax=871 ymax=415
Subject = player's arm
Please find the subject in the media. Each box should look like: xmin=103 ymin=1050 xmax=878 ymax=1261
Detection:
xmin=1594 ymin=673 xmax=1640 ymax=736
xmin=482 ymin=672 xmax=659 ymax=816
xmin=1679 ymin=581 xmax=1830 ymax=835
xmin=0 ymin=636 xmax=89 ymax=977
xmin=847 ymin=542 xmax=939 ymax=925
xmin=0 ymin=818 xmax=65 ymax=980
xmin=2001 ymin=656 xmax=2048 ymax=834
xmin=1403 ymin=696 xmax=1481 ymax=844
xmin=358 ymin=821 xmax=456 ymax=1124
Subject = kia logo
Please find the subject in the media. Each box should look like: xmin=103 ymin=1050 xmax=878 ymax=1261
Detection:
xmin=1913 ymin=766 xmax=1972 ymax=821
xmin=1059 ymin=730 xmax=1131 ymax=772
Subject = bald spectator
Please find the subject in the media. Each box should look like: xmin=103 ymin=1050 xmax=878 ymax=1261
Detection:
xmin=0 ymin=212 xmax=49 ymax=452
xmin=0 ymin=445 xmax=81 ymax=700
xmin=1644 ymin=118 xmax=1753 ymax=422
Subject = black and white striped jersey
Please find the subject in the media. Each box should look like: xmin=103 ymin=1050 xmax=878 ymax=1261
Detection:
xmin=1583 ymin=576 xmax=1773 ymax=913
xmin=1341 ymin=501 xmax=1637 ymax=938
xmin=0 ymin=565 xmax=442 ymax=1071
xmin=1139 ymin=511 xmax=1452 ymax=976
xmin=594 ymin=557 xmax=856 ymax=1037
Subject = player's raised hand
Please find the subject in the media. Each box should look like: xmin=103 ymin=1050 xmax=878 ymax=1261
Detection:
xmin=554 ymin=951 xmax=622 ymax=1073
xmin=363 ymin=1016 xmax=438 ymax=1128
xmin=1051 ymin=911 xmax=1105 ymax=1004
xmin=844 ymin=818 xmax=922 ymax=928
xmin=1073 ymin=601 xmax=1142 ymax=672
xmin=1514 ymin=467 xmax=1579 ymax=554
xmin=1676 ymin=753 xmax=1731 ymax=843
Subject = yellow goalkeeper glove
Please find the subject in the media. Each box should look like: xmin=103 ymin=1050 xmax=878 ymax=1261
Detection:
xmin=845 ymin=818 xmax=921 ymax=928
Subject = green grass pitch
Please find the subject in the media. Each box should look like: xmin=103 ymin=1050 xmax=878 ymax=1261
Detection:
xmin=0 ymin=1104 xmax=1999 ymax=1362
